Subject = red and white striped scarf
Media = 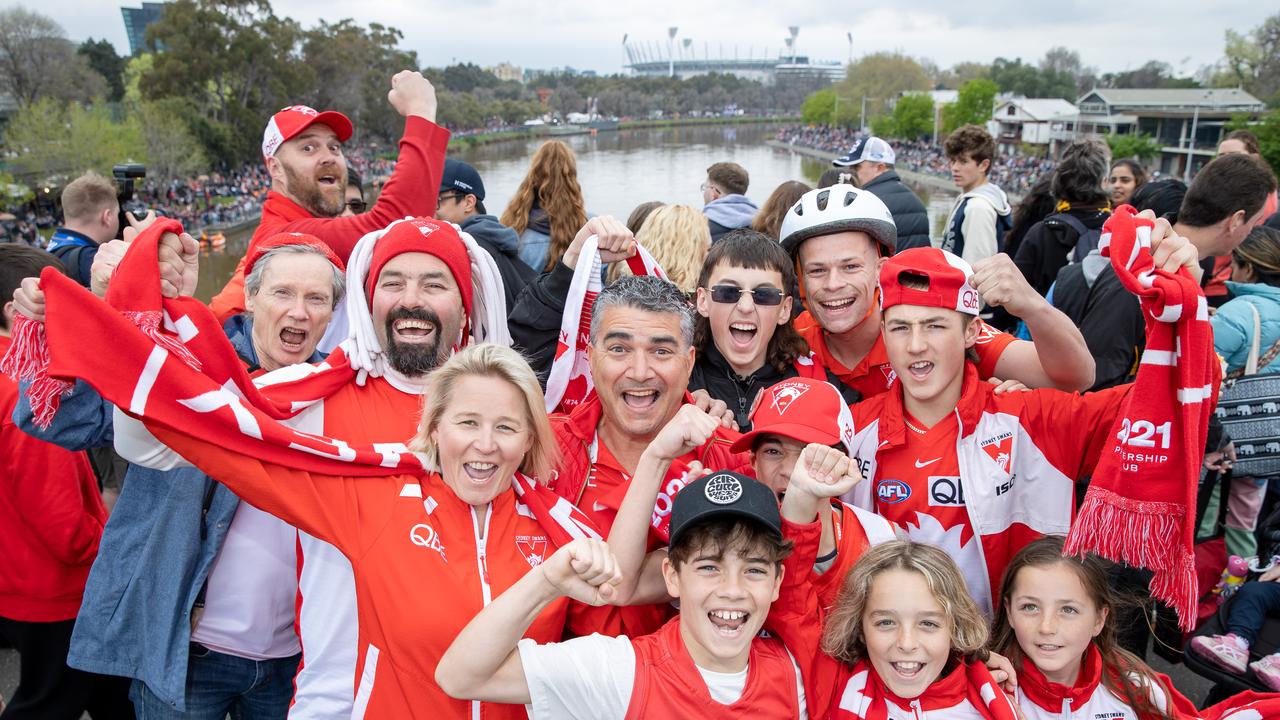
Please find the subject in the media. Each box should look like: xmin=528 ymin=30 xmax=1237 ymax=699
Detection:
xmin=1064 ymin=204 xmax=1220 ymax=630
xmin=543 ymin=236 xmax=668 ymax=413
xmin=833 ymin=659 xmax=1019 ymax=720
xmin=0 ymin=220 xmax=601 ymax=548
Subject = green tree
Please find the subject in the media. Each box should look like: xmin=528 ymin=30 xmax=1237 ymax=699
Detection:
xmin=1227 ymin=111 xmax=1280 ymax=174
xmin=833 ymin=52 xmax=931 ymax=127
xmin=801 ymin=88 xmax=835 ymax=125
xmin=942 ymin=78 xmax=998 ymax=133
xmin=937 ymin=61 xmax=991 ymax=90
xmin=4 ymin=98 xmax=144 ymax=183
xmin=882 ymin=93 xmax=934 ymax=139
xmin=299 ymin=20 xmax=419 ymax=145
xmin=1220 ymin=12 xmax=1280 ymax=105
xmin=78 ymin=38 xmax=126 ymax=102
xmin=1105 ymin=133 xmax=1162 ymax=161
xmin=0 ymin=7 xmax=107 ymax=106
xmin=989 ymin=56 xmax=1076 ymax=100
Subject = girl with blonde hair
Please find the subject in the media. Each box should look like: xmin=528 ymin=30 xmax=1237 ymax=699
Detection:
xmin=606 ymin=204 xmax=710 ymax=295
xmin=501 ymin=140 xmax=589 ymax=272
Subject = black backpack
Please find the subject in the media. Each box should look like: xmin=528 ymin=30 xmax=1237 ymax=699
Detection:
xmin=1042 ymin=212 xmax=1103 ymax=265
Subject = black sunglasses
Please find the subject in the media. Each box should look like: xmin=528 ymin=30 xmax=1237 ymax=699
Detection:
xmin=709 ymin=285 xmax=785 ymax=306
xmin=346 ymin=199 xmax=368 ymax=213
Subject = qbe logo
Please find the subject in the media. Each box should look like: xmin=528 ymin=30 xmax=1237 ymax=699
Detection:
xmin=960 ymin=289 xmax=980 ymax=312
xmin=876 ymin=479 xmax=911 ymax=504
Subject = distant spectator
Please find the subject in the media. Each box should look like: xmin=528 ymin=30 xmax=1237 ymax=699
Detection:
xmin=435 ymin=158 xmax=534 ymax=310
xmin=45 ymin=173 xmax=120 ymax=288
xmin=751 ymin=180 xmax=810 ymax=240
xmin=343 ymin=166 xmax=366 ymax=216
xmin=1108 ymin=158 xmax=1147 ymax=207
xmin=938 ymin=124 xmax=1011 ymax=266
xmin=607 ymin=204 xmax=710 ymax=295
xmin=701 ymin=161 xmax=759 ymax=242
xmin=834 ymin=136 xmax=930 ymax=250
xmin=625 ymin=200 xmax=664 ymax=236
xmin=501 ymin=140 xmax=589 ymax=272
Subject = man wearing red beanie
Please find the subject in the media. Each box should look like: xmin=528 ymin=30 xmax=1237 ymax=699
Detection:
xmin=209 ymin=70 xmax=451 ymax=323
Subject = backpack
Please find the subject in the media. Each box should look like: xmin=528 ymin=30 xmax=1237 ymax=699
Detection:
xmin=1042 ymin=212 xmax=1102 ymax=264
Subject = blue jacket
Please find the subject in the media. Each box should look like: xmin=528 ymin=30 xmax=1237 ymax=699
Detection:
xmin=1213 ymin=282 xmax=1280 ymax=375
xmin=13 ymin=315 xmax=319 ymax=710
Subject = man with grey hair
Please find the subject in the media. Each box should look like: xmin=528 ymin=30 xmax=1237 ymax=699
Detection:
xmin=548 ymin=272 xmax=751 ymax=639
xmin=1012 ymin=138 xmax=1113 ymax=296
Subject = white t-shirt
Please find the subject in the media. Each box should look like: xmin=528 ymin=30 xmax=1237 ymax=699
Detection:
xmin=517 ymin=633 xmax=808 ymax=720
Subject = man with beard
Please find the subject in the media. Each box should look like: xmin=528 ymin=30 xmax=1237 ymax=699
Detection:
xmin=209 ymin=70 xmax=450 ymax=323
xmin=115 ymin=217 xmax=506 ymax=719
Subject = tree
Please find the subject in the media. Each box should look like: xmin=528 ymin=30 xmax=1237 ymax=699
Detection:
xmin=833 ymin=52 xmax=931 ymax=126
xmin=936 ymin=62 xmax=991 ymax=90
xmin=801 ymin=88 xmax=835 ymax=125
xmin=1105 ymin=133 xmax=1162 ymax=161
xmin=299 ymin=20 xmax=419 ymax=145
xmin=1101 ymin=60 xmax=1200 ymax=89
xmin=989 ymin=56 xmax=1076 ymax=100
xmin=882 ymin=93 xmax=934 ymax=139
xmin=78 ymin=38 xmax=126 ymax=102
xmin=942 ymin=78 xmax=998 ymax=133
xmin=1220 ymin=12 xmax=1280 ymax=105
xmin=4 ymin=98 xmax=144 ymax=183
xmin=1227 ymin=111 xmax=1280 ymax=174
xmin=0 ymin=8 xmax=107 ymax=106
xmin=138 ymin=99 xmax=208 ymax=182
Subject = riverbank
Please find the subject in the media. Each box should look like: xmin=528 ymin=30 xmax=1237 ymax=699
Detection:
xmin=448 ymin=115 xmax=800 ymax=149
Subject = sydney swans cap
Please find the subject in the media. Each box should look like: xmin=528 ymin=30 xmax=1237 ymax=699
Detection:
xmin=262 ymin=105 xmax=353 ymax=159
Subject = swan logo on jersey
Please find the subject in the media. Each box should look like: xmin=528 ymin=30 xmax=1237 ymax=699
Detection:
xmin=768 ymin=382 xmax=809 ymax=414
xmin=409 ymin=523 xmax=447 ymax=561
xmin=877 ymin=364 xmax=897 ymax=386
xmin=876 ymin=479 xmax=911 ymax=504
xmin=980 ymin=432 xmax=1014 ymax=474
xmin=515 ymin=535 xmax=548 ymax=568
xmin=704 ymin=474 xmax=743 ymax=505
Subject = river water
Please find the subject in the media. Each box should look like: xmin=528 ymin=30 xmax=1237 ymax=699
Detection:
xmin=198 ymin=125 xmax=958 ymax=299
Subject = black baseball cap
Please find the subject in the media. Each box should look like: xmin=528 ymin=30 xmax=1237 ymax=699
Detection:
xmin=669 ymin=471 xmax=782 ymax=548
xmin=440 ymin=159 xmax=485 ymax=201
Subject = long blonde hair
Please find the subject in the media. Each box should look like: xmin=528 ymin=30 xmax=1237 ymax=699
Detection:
xmin=409 ymin=344 xmax=559 ymax=483
xmin=821 ymin=540 xmax=989 ymax=665
xmin=500 ymin=140 xmax=588 ymax=271
xmin=606 ymin=204 xmax=710 ymax=294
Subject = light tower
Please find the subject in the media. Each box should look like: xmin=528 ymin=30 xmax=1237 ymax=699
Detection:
xmin=788 ymin=26 xmax=799 ymax=62
xmin=668 ymin=26 xmax=678 ymax=78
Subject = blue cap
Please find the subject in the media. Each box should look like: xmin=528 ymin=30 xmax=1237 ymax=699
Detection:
xmin=833 ymin=136 xmax=896 ymax=167
xmin=440 ymin=159 xmax=485 ymax=201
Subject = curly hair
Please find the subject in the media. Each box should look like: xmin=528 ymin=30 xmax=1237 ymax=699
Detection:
xmin=752 ymin=180 xmax=812 ymax=240
xmin=499 ymin=140 xmax=588 ymax=271
xmin=607 ymin=205 xmax=710 ymax=294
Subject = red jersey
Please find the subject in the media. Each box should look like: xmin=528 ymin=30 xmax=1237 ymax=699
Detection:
xmin=210 ymin=116 xmax=450 ymax=322
xmin=155 ymin=430 xmax=570 ymax=720
xmin=794 ymin=311 xmax=1014 ymax=398
xmin=811 ymin=501 xmax=896 ymax=611
xmin=624 ymin=618 xmax=801 ymax=719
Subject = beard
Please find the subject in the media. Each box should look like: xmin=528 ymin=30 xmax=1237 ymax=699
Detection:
xmin=283 ymin=161 xmax=346 ymax=218
xmin=384 ymin=307 xmax=452 ymax=376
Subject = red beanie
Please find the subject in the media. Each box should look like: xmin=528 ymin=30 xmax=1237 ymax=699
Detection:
xmin=244 ymin=232 xmax=345 ymax=280
xmin=364 ymin=218 xmax=474 ymax=334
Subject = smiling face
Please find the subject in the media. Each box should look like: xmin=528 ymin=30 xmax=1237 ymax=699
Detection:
xmin=270 ymin=123 xmax=348 ymax=218
xmin=695 ymin=262 xmax=792 ymax=377
xmin=244 ymin=253 xmax=336 ymax=371
xmin=370 ymin=252 xmax=465 ymax=377
xmin=881 ymin=304 xmax=977 ymax=419
xmin=1007 ymin=563 xmax=1107 ymax=685
xmin=797 ymin=231 xmax=884 ymax=337
xmin=863 ymin=568 xmax=953 ymax=699
xmin=430 ymin=375 xmax=533 ymax=507
xmin=588 ymin=306 xmax=695 ymax=441
xmin=1109 ymin=165 xmax=1138 ymax=205
xmin=664 ymin=534 xmax=783 ymax=673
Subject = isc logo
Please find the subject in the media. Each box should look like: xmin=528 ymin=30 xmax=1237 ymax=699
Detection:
xmin=877 ymin=479 xmax=911 ymax=504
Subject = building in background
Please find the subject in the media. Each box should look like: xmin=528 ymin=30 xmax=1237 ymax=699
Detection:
xmin=121 ymin=2 xmax=166 ymax=55
xmin=487 ymin=62 xmax=524 ymax=83
xmin=991 ymin=97 xmax=1079 ymax=156
xmin=623 ymin=28 xmax=844 ymax=85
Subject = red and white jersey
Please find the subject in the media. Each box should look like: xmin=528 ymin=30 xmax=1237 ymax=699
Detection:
xmin=844 ymin=364 xmax=1126 ymax=614
xmin=811 ymin=501 xmax=897 ymax=610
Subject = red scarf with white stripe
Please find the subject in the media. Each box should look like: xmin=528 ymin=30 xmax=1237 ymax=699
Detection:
xmin=0 ymin=220 xmax=601 ymax=548
xmin=833 ymin=659 xmax=1019 ymax=720
xmin=543 ymin=236 xmax=668 ymax=413
xmin=1063 ymin=205 xmax=1220 ymax=630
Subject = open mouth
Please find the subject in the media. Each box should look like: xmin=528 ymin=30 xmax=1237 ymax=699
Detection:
xmin=462 ymin=461 xmax=497 ymax=483
xmin=708 ymin=609 xmax=749 ymax=637
xmin=1035 ymin=643 xmax=1064 ymax=653
xmin=818 ymin=297 xmax=856 ymax=315
xmin=889 ymin=661 xmax=925 ymax=680
xmin=317 ymin=173 xmax=338 ymax=187
xmin=728 ymin=322 xmax=758 ymax=347
xmin=279 ymin=327 xmax=307 ymax=353
xmin=620 ymin=388 xmax=660 ymax=410
xmin=907 ymin=360 xmax=933 ymax=381
xmin=393 ymin=318 xmax=437 ymax=344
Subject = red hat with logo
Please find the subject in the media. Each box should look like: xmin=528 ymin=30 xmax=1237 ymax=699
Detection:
xmin=879 ymin=247 xmax=980 ymax=317
xmin=261 ymin=105 xmax=353 ymax=159
xmin=730 ymin=377 xmax=856 ymax=453
xmin=244 ymin=232 xmax=345 ymax=280
xmin=364 ymin=218 xmax=474 ymax=336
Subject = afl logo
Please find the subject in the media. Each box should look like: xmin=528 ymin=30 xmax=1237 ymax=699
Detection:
xmin=876 ymin=479 xmax=911 ymax=504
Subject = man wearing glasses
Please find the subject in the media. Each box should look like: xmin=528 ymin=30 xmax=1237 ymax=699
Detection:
xmin=434 ymin=158 xmax=533 ymax=309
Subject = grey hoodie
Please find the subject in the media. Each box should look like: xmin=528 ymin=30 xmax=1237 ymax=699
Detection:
xmin=703 ymin=193 xmax=760 ymax=241
xmin=938 ymin=182 xmax=1012 ymax=265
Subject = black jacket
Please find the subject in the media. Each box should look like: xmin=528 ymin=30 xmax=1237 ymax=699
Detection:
xmin=1013 ymin=208 xmax=1110 ymax=297
xmin=508 ymin=261 xmax=575 ymax=385
xmin=1052 ymin=255 xmax=1143 ymax=392
xmin=689 ymin=343 xmax=861 ymax=432
xmin=862 ymin=170 xmax=931 ymax=251
xmin=460 ymin=214 xmax=535 ymax=312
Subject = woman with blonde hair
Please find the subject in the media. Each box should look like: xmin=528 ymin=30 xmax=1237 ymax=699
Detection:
xmin=752 ymin=180 xmax=812 ymax=240
xmin=114 ymin=343 xmax=596 ymax=720
xmin=606 ymin=204 xmax=710 ymax=295
xmin=501 ymin=140 xmax=590 ymax=272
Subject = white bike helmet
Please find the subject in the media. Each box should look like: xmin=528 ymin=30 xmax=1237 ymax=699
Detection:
xmin=779 ymin=184 xmax=897 ymax=257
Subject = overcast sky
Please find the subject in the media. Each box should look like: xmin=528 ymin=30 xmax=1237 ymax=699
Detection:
xmin=27 ymin=0 xmax=1275 ymax=78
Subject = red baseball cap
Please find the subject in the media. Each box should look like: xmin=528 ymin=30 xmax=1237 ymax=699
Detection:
xmin=879 ymin=247 xmax=981 ymax=317
xmin=244 ymin=232 xmax=345 ymax=280
xmin=261 ymin=105 xmax=353 ymax=159
xmin=730 ymin=377 xmax=855 ymax=454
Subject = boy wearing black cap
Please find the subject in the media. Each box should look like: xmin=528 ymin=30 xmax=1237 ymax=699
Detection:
xmin=436 ymin=469 xmax=807 ymax=718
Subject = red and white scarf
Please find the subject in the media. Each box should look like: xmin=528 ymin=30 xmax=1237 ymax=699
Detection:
xmin=1063 ymin=205 xmax=1220 ymax=630
xmin=543 ymin=236 xmax=668 ymax=413
xmin=833 ymin=658 xmax=1019 ymax=720
xmin=0 ymin=220 xmax=600 ymax=548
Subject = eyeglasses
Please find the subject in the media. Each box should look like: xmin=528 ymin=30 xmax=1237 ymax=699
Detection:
xmin=438 ymin=191 xmax=467 ymax=204
xmin=346 ymin=199 xmax=368 ymax=213
xmin=709 ymin=285 xmax=785 ymax=306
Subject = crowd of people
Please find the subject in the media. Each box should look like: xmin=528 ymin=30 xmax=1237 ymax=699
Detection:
xmin=3 ymin=67 xmax=1280 ymax=720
